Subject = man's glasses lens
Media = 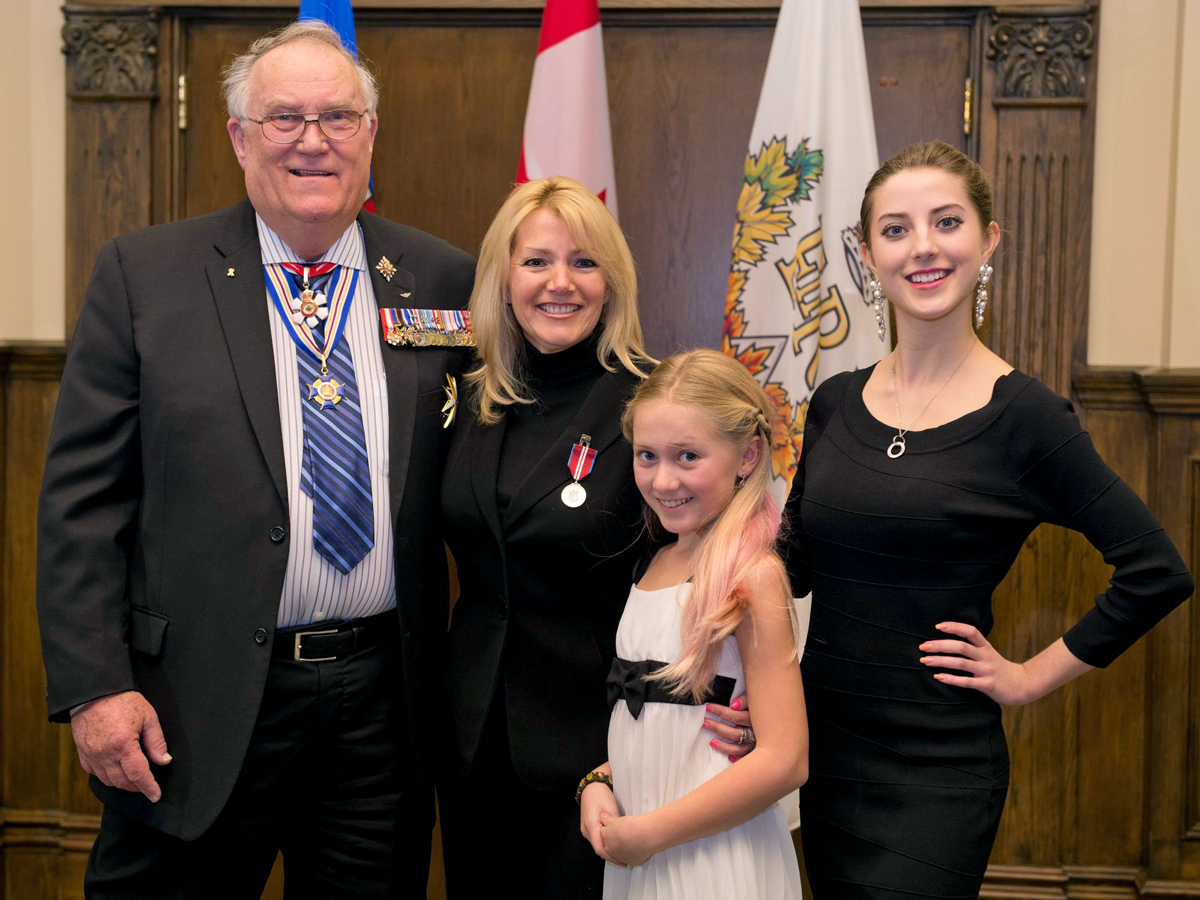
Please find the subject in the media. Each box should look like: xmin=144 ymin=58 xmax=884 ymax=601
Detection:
xmin=261 ymin=110 xmax=363 ymax=143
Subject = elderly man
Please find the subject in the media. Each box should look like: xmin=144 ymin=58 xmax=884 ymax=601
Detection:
xmin=36 ymin=21 xmax=473 ymax=897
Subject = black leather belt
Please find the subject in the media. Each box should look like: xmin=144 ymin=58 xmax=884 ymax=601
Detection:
xmin=606 ymin=657 xmax=737 ymax=720
xmin=272 ymin=611 xmax=398 ymax=662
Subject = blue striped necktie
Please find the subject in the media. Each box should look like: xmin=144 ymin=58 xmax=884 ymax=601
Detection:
xmin=287 ymin=266 xmax=375 ymax=575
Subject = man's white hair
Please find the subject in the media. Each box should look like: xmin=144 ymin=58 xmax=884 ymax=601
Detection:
xmin=222 ymin=20 xmax=379 ymax=119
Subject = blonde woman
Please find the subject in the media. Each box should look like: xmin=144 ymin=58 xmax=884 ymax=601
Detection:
xmin=438 ymin=179 xmax=754 ymax=898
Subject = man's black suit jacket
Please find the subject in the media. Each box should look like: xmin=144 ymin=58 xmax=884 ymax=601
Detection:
xmin=440 ymin=367 xmax=647 ymax=788
xmin=36 ymin=199 xmax=475 ymax=840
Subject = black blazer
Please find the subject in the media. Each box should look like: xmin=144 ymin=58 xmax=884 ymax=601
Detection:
xmin=440 ymin=366 xmax=647 ymax=787
xmin=36 ymin=199 xmax=475 ymax=840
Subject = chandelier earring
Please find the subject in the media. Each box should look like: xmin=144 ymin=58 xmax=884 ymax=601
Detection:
xmin=974 ymin=262 xmax=993 ymax=331
xmin=869 ymin=277 xmax=887 ymax=342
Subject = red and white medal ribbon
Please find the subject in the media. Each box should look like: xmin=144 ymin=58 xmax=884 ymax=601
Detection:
xmin=561 ymin=434 xmax=596 ymax=508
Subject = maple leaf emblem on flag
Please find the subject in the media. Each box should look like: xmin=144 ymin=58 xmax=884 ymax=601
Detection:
xmin=724 ymin=136 xmax=825 ymax=487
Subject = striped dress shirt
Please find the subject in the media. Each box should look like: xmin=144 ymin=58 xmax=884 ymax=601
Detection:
xmin=257 ymin=216 xmax=396 ymax=628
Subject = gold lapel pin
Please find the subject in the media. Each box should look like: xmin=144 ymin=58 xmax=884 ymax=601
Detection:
xmin=227 ymin=268 xmax=235 ymax=278
xmin=375 ymin=256 xmax=397 ymax=282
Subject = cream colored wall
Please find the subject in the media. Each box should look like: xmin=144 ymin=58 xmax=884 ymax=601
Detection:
xmin=1 ymin=0 xmax=65 ymax=342
xmin=1089 ymin=0 xmax=1199 ymax=367
xmin=4 ymin=3 xmax=1195 ymax=356
xmin=1168 ymin=0 xmax=1199 ymax=367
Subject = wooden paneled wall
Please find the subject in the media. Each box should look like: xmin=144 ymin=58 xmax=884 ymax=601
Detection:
xmin=7 ymin=2 xmax=1200 ymax=899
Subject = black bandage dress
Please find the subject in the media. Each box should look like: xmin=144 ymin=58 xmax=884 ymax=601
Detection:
xmin=788 ymin=366 xmax=1192 ymax=899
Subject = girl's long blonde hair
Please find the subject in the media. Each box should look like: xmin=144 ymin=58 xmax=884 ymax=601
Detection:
xmin=622 ymin=349 xmax=795 ymax=701
xmin=467 ymin=177 xmax=652 ymax=425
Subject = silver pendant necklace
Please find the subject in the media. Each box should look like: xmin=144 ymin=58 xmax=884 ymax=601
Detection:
xmin=887 ymin=343 xmax=975 ymax=459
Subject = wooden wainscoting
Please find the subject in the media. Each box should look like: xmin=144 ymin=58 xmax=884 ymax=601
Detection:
xmin=0 ymin=346 xmax=98 ymax=900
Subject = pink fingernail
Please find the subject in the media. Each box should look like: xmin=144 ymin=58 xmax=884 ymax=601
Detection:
xmin=729 ymin=756 xmax=738 ymax=762
xmin=705 ymin=705 xmax=712 ymax=712
xmin=709 ymin=740 xmax=718 ymax=749
xmin=731 ymin=700 xmax=742 ymax=710
xmin=701 ymin=721 xmax=710 ymax=730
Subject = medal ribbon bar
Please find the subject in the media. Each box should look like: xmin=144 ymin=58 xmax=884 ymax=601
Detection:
xmin=567 ymin=436 xmax=596 ymax=482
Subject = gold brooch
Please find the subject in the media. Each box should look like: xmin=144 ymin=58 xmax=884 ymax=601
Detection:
xmin=227 ymin=268 xmax=235 ymax=278
xmin=375 ymin=256 xmax=397 ymax=282
xmin=441 ymin=374 xmax=458 ymax=429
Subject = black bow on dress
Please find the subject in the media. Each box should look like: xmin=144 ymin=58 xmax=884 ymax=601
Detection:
xmin=606 ymin=657 xmax=737 ymax=720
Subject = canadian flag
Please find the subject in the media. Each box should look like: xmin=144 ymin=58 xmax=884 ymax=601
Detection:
xmin=516 ymin=0 xmax=618 ymax=219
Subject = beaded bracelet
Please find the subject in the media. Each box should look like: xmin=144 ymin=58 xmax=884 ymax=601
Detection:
xmin=575 ymin=770 xmax=614 ymax=805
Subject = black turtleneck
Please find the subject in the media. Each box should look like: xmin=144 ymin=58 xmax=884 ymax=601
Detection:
xmin=496 ymin=333 xmax=607 ymax=516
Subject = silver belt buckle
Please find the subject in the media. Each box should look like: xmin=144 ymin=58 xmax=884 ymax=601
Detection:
xmin=294 ymin=628 xmax=338 ymax=662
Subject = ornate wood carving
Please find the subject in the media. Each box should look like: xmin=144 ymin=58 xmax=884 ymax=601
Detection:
xmin=62 ymin=8 xmax=158 ymax=100
xmin=987 ymin=10 xmax=1096 ymax=103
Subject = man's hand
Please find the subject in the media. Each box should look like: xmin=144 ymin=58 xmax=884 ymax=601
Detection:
xmin=70 ymin=691 xmax=171 ymax=802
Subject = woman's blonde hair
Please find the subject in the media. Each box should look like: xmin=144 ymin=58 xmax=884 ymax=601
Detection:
xmin=622 ymin=349 xmax=795 ymax=702
xmin=466 ymin=177 xmax=652 ymax=425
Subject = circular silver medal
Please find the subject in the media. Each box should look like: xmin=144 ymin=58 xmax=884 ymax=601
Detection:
xmin=561 ymin=482 xmax=587 ymax=508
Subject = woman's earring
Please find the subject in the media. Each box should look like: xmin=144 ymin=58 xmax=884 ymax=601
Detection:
xmin=869 ymin=277 xmax=887 ymax=342
xmin=974 ymin=263 xmax=993 ymax=331
xmin=734 ymin=473 xmax=747 ymax=490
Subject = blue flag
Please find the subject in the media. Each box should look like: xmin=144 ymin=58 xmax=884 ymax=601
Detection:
xmin=298 ymin=0 xmax=375 ymax=210
xmin=299 ymin=0 xmax=358 ymax=58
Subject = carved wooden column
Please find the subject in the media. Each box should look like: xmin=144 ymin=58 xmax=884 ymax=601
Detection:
xmin=978 ymin=7 xmax=1097 ymax=398
xmin=62 ymin=6 xmax=159 ymax=338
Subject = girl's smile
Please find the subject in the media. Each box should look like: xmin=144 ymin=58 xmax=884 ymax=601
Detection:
xmin=631 ymin=399 xmax=756 ymax=549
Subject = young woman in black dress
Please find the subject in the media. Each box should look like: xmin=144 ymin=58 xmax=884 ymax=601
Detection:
xmin=790 ymin=141 xmax=1193 ymax=898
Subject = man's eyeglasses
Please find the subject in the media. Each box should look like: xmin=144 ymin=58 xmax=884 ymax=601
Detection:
xmin=245 ymin=109 xmax=369 ymax=144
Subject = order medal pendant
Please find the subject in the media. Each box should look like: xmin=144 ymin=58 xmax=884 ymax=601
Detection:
xmin=561 ymin=482 xmax=587 ymax=508
xmin=308 ymin=377 xmax=345 ymax=409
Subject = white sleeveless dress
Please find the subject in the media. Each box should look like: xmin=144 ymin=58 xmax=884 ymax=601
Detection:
xmin=603 ymin=583 xmax=803 ymax=899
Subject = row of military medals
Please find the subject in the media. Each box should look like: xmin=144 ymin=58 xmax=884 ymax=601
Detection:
xmin=562 ymin=434 xmax=597 ymax=508
xmin=381 ymin=307 xmax=475 ymax=348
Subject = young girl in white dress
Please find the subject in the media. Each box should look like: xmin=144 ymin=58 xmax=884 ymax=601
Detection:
xmin=578 ymin=349 xmax=807 ymax=899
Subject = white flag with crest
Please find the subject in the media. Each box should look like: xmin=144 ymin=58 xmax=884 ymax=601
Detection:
xmin=722 ymin=0 xmax=883 ymax=506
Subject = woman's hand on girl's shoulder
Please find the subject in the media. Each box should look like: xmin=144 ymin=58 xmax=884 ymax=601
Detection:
xmin=599 ymin=811 xmax=656 ymax=867
xmin=580 ymin=780 xmax=625 ymax=865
